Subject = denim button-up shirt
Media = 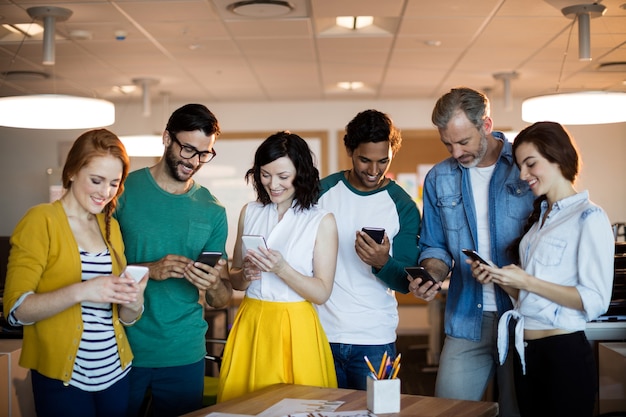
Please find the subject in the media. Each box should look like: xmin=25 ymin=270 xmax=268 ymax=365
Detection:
xmin=419 ymin=133 xmax=535 ymax=341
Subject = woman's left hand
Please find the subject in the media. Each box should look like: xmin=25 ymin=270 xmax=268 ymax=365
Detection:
xmin=486 ymin=264 xmax=530 ymax=290
xmin=246 ymin=246 xmax=287 ymax=276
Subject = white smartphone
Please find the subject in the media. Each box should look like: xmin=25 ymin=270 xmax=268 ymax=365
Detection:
xmin=242 ymin=235 xmax=268 ymax=255
xmin=123 ymin=265 xmax=149 ymax=283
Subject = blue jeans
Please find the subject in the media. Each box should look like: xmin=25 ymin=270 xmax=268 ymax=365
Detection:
xmin=31 ymin=370 xmax=130 ymax=417
xmin=330 ymin=342 xmax=396 ymax=390
xmin=435 ymin=311 xmax=519 ymax=417
xmin=126 ymin=359 xmax=205 ymax=417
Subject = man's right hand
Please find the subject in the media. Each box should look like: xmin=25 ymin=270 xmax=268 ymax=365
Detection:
xmin=408 ymin=258 xmax=448 ymax=301
xmin=145 ymin=254 xmax=191 ymax=281
xmin=408 ymin=277 xmax=441 ymax=301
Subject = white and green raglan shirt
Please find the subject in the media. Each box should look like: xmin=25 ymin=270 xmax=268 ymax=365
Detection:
xmin=317 ymin=171 xmax=421 ymax=345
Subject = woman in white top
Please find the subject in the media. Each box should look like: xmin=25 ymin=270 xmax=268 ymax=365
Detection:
xmin=469 ymin=121 xmax=614 ymax=417
xmin=217 ymin=131 xmax=338 ymax=402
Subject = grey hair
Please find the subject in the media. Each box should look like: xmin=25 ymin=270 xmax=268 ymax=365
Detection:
xmin=431 ymin=87 xmax=490 ymax=130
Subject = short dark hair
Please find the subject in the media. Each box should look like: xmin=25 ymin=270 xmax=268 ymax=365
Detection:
xmin=165 ymin=103 xmax=220 ymax=137
xmin=343 ymin=109 xmax=402 ymax=154
xmin=246 ymin=131 xmax=320 ymax=210
xmin=432 ymin=87 xmax=490 ymax=130
xmin=513 ymin=121 xmax=579 ymax=182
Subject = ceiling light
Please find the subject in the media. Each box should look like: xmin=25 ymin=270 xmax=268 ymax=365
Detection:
xmin=520 ymin=2 xmax=626 ymax=125
xmin=133 ymin=78 xmax=159 ymax=117
xmin=522 ymin=92 xmax=626 ymax=125
xmin=2 ymin=23 xmax=44 ymax=37
xmin=336 ymin=16 xmax=374 ymax=30
xmin=119 ymin=135 xmax=164 ymax=157
xmin=0 ymin=95 xmax=115 ymax=129
xmin=113 ymin=85 xmax=137 ymax=94
xmin=0 ymin=5 xmax=115 ymax=130
xmin=561 ymin=3 xmax=606 ymax=61
xmin=424 ymin=40 xmax=442 ymax=47
xmin=337 ymin=81 xmax=364 ymax=91
xmin=493 ymin=72 xmax=518 ymax=112
xmin=27 ymin=6 xmax=73 ymax=65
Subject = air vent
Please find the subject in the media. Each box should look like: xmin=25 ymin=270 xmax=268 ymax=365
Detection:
xmin=1 ymin=70 xmax=49 ymax=81
xmin=597 ymin=62 xmax=626 ymax=72
xmin=212 ymin=0 xmax=307 ymax=20
xmin=228 ymin=1 xmax=293 ymax=17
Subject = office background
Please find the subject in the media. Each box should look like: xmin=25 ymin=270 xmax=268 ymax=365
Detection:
xmin=1 ymin=97 xmax=626 ymax=238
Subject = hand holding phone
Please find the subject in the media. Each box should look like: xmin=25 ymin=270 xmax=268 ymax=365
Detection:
xmin=196 ymin=251 xmax=223 ymax=267
xmin=361 ymin=227 xmax=385 ymax=244
xmin=405 ymin=266 xmax=440 ymax=290
xmin=462 ymin=249 xmax=494 ymax=267
xmin=123 ymin=265 xmax=149 ymax=283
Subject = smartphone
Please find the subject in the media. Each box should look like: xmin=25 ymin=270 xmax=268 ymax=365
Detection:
xmin=242 ymin=235 xmax=268 ymax=254
xmin=405 ymin=266 xmax=439 ymax=288
xmin=123 ymin=265 xmax=149 ymax=283
xmin=196 ymin=251 xmax=223 ymax=267
xmin=361 ymin=227 xmax=385 ymax=244
xmin=462 ymin=249 xmax=493 ymax=266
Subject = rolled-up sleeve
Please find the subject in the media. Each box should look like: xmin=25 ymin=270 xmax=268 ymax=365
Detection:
xmin=576 ymin=207 xmax=615 ymax=320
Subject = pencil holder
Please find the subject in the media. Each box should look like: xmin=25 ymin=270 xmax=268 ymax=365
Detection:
xmin=366 ymin=376 xmax=401 ymax=414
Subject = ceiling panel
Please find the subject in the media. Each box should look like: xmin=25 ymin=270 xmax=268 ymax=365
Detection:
xmin=0 ymin=0 xmax=623 ymax=106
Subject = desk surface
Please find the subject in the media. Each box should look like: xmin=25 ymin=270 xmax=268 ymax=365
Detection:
xmin=182 ymin=383 xmax=498 ymax=417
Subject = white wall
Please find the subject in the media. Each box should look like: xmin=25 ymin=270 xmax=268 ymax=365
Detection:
xmin=1 ymin=97 xmax=625 ymax=236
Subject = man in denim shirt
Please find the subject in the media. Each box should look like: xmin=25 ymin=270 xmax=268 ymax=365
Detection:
xmin=410 ymin=87 xmax=533 ymax=417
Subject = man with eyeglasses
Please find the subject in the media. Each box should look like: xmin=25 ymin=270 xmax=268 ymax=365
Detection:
xmin=115 ymin=104 xmax=232 ymax=417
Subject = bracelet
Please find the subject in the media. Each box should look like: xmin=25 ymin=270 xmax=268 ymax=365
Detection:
xmin=119 ymin=304 xmax=144 ymax=326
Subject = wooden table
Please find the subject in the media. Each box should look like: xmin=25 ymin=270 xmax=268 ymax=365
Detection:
xmin=181 ymin=383 xmax=499 ymax=417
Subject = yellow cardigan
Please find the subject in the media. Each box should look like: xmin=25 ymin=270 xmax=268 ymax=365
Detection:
xmin=3 ymin=200 xmax=133 ymax=383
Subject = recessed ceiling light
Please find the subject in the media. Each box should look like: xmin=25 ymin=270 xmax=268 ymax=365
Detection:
xmin=2 ymin=23 xmax=44 ymax=36
xmin=424 ymin=40 xmax=442 ymax=47
xmin=113 ymin=85 xmax=137 ymax=94
xmin=336 ymin=16 xmax=374 ymax=30
xmin=337 ymin=81 xmax=364 ymax=91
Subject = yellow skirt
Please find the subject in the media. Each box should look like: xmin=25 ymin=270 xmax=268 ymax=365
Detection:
xmin=216 ymin=296 xmax=337 ymax=402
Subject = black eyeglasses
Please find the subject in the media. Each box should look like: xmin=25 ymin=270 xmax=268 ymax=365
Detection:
xmin=168 ymin=131 xmax=217 ymax=164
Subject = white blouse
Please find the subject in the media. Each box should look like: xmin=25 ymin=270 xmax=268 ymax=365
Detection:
xmin=243 ymin=200 xmax=328 ymax=302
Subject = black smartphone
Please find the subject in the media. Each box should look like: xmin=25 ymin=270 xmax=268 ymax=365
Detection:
xmin=196 ymin=251 xmax=223 ymax=267
xmin=462 ymin=249 xmax=492 ymax=266
xmin=405 ymin=266 xmax=440 ymax=288
xmin=361 ymin=227 xmax=385 ymax=244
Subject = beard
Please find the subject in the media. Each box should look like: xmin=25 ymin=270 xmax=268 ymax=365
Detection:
xmin=164 ymin=145 xmax=199 ymax=182
xmin=460 ymin=132 xmax=489 ymax=169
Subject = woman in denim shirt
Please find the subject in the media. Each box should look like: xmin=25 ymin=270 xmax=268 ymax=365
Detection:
xmin=470 ymin=121 xmax=614 ymax=417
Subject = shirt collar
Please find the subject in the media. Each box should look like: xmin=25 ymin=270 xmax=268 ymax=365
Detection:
xmin=541 ymin=190 xmax=589 ymax=212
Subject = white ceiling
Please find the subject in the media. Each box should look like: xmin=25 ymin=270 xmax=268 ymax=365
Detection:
xmin=0 ymin=0 xmax=625 ymax=107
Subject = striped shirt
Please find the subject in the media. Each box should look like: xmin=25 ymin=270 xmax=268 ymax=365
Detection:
xmin=70 ymin=249 xmax=130 ymax=391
